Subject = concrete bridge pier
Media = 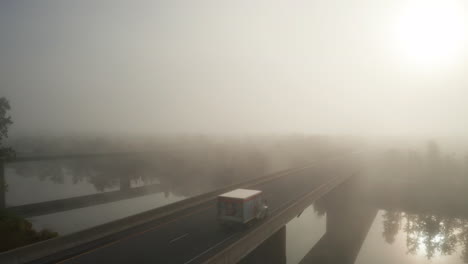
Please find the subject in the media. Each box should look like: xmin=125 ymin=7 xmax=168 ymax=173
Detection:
xmin=239 ymin=226 xmax=286 ymax=264
xmin=119 ymin=175 xmax=131 ymax=191
xmin=300 ymin=177 xmax=377 ymax=264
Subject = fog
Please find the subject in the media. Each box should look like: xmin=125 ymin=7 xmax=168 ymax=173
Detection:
xmin=6 ymin=2 xmax=468 ymax=262
xmin=2 ymin=0 xmax=468 ymax=136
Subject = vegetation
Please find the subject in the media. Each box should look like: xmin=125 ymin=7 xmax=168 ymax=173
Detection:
xmin=0 ymin=97 xmax=58 ymax=252
xmin=0 ymin=97 xmax=14 ymax=159
xmin=8 ymin=135 xmax=354 ymax=196
xmin=0 ymin=209 xmax=58 ymax=252
xmin=1 ymin=97 xmax=13 ymax=195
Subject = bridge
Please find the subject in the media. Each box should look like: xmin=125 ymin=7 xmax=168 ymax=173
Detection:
xmin=3 ymin=152 xmax=466 ymax=264
xmin=241 ymin=176 xmax=378 ymax=264
xmin=0 ymin=153 xmax=364 ymax=264
xmin=296 ymin=175 xmax=468 ymax=264
xmin=239 ymin=173 xmax=468 ymax=264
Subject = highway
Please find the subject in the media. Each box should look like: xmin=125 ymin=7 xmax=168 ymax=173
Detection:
xmin=31 ymin=164 xmax=339 ymax=264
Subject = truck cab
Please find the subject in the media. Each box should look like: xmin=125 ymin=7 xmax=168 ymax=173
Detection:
xmin=217 ymin=189 xmax=269 ymax=227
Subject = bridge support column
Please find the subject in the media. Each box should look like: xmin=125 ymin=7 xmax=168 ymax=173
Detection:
xmin=0 ymin=159 xmax=5 ymax=209
xmin=239 ymin=226 xmax=286 ymax=264
xmin=300 ymin=177 xmax=377 ymax=264
xmin=119 ymin=175 xmax=131 ymax=191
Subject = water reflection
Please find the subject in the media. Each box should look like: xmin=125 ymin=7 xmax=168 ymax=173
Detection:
xmin=382 ymin=210 xmax=402 ymax=244
xmin=283 ymin=206 xmax=468 ymax=264
xmin=286 ymin=205 xmax=326 ymax=264
xmin=6 ymin=149 xmax=268 ymax=205
xmin=382 ymin=210 xmax=468 ymax=262
xmin=5 ymin=151 xmax=267 ymax=233
xmin=243 ymin=180 xmax=468 ymax=264
xmin=29 ymin=192 xmax=185 ymax=235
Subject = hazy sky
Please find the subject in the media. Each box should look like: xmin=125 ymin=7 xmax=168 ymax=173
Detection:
xmin=1 ymin=0 xmax=468 ymax=136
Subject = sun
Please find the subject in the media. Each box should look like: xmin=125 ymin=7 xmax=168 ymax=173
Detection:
xmin=391 ymin=0 xmax=466 ymax=68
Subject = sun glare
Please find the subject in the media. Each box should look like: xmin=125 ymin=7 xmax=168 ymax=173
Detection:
xmin=392 ymin=0 xmax=466 ymax=68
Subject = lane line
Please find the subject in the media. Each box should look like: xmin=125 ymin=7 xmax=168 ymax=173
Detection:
xmin=55 ymin=205 xmax=212 ymax=264
xmin=54 ymin=166 xmax=318 ymax=263
xmin=169 ymin=233 xmax=189 ymax=244
xmin=54 ymin=173 xmax=286 ymax=263
xmin=200 ymin=180 xmax=341 ymax=264
xmin=181 ymin=181 xmax=334 ymax=264
xmin=183 ymin=234 xmax=237 ymax=264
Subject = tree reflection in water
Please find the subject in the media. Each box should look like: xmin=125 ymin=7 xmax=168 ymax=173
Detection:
xmin=8 ymin=136 xmax=349 ymax=198
xmin=382 ymin=210 xmax=468 ymax=262
xmin=9 ymin=151 xmax=268 ymax=197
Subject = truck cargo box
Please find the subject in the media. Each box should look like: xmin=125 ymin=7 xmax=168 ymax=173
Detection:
xmin=217 ymin=189 xmax=267 ymax=225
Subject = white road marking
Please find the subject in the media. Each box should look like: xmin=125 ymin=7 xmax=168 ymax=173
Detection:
xmin=169 ymin=233 xmax=189 ymax=244
xmin=183 ymin=234 xmax=237 ymax=264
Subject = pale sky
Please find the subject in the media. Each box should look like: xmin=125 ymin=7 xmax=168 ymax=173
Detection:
xmin=1 ymin=0 xmax=468 ymax=136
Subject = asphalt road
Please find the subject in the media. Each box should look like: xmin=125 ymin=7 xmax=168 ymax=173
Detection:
xmin=32 ymin=165 xmax=335 ymax=264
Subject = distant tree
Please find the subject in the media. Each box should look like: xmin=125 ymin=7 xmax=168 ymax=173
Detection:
xmin=0 ymin=97 xmax=14 ymax=159
xmin=426 ymin=140 xmax=441 ymax=163
xmin=465 ymin=154 xmax=468 ymax=177
xmin=426 ymin=140 xmax=442 ymax=180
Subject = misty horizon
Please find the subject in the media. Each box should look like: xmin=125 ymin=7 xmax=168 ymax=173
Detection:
xmin=2 ymin=0 xmax=468 ymax=137
xmin=4 ymin=1 xmax=468 ymax=263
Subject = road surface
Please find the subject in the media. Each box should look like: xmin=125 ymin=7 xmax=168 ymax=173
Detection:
xmin=32 ymin=165 xmax=336 ymax=264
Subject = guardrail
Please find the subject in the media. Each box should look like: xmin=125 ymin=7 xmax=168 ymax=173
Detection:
xmin=0 ymin=165 xmax=318 ymax=264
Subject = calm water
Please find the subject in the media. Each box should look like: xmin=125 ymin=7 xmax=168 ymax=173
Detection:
xmin=5 ymin=167 xmax=117 ymax=206
xmin=285 ymin=206 xmax=468 ymax=264
xmin=356 ymin=210 xmax=468 ymax=264
xmin=28 ymin=192 xmax=185 ymax=234
xmin=285 ymin=205 xmax=325 ymax=264
xmin=5 ymin=160 xmax=468 ymax=263
xmin=5 ymin=161 xmax=186 ymax=234
xmin=4 ymin=157 xmax=264 ymax=235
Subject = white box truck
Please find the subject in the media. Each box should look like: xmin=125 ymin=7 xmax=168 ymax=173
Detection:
xmin=217 ymin=189 xmax=268 ymax=226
